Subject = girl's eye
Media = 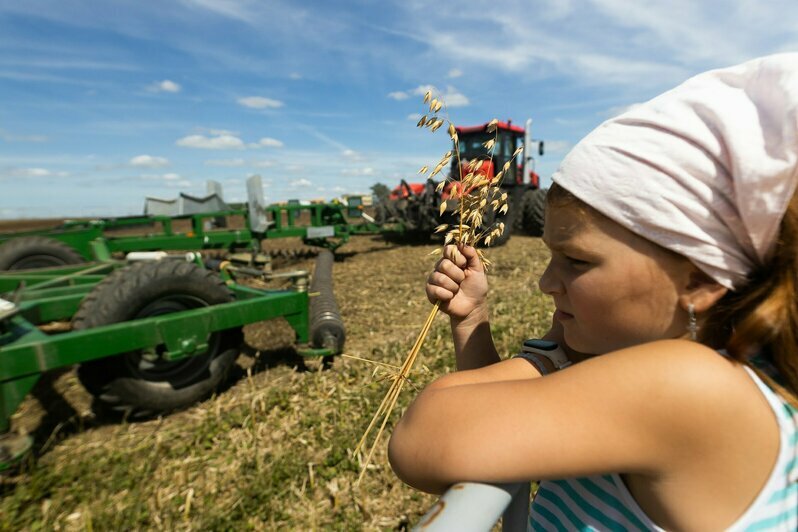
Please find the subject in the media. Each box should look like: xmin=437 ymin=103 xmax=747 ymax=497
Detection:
xmin=565 ymin=255 xmax=590 ymax=267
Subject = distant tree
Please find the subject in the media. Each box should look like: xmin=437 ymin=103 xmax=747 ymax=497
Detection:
xmin=371 ymin=182 xmax=391 ymax=202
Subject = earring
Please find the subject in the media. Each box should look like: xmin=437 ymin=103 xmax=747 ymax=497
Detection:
xmin=687 ymin=303 xmax=698 ymax=341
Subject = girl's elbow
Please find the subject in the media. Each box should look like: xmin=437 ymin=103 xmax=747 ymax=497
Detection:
xmin=388 ymin=412 xmax=425 ymax=489
xmin=387 ymin=420 xmax=413 ymax=485
xmin=388 ymin=392 xmax=453 ymax=494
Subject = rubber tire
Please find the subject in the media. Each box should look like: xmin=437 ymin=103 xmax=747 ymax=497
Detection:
xmin=478 ymin=206 xmax=513 ymax=247
xmin=520 ymin=188 xmax=547 ymax=237
xmin=73 ymin=260 xmax=242 ymax=419
xmin=0 ymin=236 xmax=85 ymax=270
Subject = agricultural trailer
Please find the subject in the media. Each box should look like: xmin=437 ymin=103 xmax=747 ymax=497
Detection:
xmin=0 ymin=244 xmax=345 ymax=471
xmin=0 ymin=176 xmax=385 ymax=271
xmin=376 ymin=119 xmax=548 ymax=246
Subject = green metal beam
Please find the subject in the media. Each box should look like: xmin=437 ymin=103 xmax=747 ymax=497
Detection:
xmin=0 ymin=289 xmax=308 ymax=381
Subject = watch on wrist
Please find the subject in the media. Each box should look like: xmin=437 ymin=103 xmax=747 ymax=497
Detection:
xmin=514 ymin=339 xmax=572 ymax=374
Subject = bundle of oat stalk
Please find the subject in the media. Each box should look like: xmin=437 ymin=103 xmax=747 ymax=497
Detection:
xmin=353 ymin=91 xmax=524 ymax=483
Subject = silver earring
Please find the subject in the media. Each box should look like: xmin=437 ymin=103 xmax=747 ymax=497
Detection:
xmin=687 ymin=303 xmax=698 ymax=341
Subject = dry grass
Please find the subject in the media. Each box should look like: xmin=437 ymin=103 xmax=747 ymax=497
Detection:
xmin=0 ymin=234 xmax=553 ymax=530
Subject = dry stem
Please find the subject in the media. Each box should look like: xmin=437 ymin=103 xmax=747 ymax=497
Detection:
xmin=355 ymin=90 xmax=523 ymax=482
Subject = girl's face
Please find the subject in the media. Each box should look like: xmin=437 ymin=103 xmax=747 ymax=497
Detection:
xmin=539 ymin=202 xmax=695 ymax=355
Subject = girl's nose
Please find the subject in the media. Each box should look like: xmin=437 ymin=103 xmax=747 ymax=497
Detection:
xmin=538 ymin=261 xmax=561 ymax=295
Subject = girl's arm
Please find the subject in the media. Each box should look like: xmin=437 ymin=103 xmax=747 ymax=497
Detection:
xmin=388 ymin=339 xmax=778 ymax=496
xmin=427 ymin=245 xmax=500 ymax=370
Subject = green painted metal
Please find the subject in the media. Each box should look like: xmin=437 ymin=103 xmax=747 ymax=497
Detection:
xmin=0 ymin=260 xmax=323 ymax=458
xmin=0 ymin=375 xmax=39 ymax=433
xmin=0 ymin=289 xmax=308 ymax=381
xmin=0 ymin=201 xmax=391 ymax=262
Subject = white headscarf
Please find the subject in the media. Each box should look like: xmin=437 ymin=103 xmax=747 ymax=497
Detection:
xmin=552 ymin=53 xmax=798 ymax=289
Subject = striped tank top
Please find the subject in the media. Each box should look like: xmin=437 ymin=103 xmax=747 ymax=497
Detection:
xmin=528 ymin=366 xmax=798 ymax=531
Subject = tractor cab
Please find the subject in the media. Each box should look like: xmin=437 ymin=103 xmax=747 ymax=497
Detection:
xmin=451 ymin=120 xmax=543 ymax=189
xmin=453 ymin=121 xmax=526 ymax=185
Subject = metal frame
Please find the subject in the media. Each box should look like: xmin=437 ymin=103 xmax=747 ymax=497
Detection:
xmin=0 ymin=259 xmax=325 ymax=437
xmin=413 ymin=482 xmax=529 ymax=531
xmin=0 ymin=195 xmax=391 ymax=264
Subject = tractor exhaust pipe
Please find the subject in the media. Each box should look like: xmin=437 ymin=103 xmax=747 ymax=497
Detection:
xmin=523 ymin=118 xmax=533 ymax=175
xmin=309 ymin=249 xmax=345 ymax=354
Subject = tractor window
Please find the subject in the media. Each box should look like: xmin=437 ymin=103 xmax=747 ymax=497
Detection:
xmin=457 ymin=130 xmax=521 ymax=169
xmin=502 ymin=133 xmax=516 ymax=158
xmin=458 ymin=133 xmax=493 ymax=159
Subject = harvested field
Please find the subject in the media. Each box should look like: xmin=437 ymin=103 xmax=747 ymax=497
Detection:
xmin=0 ymin=231 xmax=554 ymax=530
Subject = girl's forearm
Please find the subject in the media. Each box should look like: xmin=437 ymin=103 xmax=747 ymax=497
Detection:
xmin=450 ymin=308 xmax=500 ymax=370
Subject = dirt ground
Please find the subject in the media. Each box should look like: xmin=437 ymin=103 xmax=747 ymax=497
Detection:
xmin=0 ymin=220 xmax=554 ymax=530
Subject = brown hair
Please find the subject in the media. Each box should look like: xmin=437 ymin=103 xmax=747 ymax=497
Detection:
xmin=703 ymin=191 xmax=798 ymax=406
xmin=547 ymin=182 xmax=798 ymax=404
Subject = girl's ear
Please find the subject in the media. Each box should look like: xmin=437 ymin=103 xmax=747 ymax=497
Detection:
xmin=679 ymin=268 xmax=728 ymax=313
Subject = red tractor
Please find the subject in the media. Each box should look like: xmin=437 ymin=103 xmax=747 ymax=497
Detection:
xmin=376 ymin=119 xmax=547 ymax=245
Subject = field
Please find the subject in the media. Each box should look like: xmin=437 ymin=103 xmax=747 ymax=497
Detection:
xmin=0 ymin=230 xmax=554 ymax=531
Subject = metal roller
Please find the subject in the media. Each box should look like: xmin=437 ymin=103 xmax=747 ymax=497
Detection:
xmin=309 ymin=249 xmax=345 ymax=353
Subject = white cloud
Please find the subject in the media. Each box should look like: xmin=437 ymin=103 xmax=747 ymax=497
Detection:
xmin=252 ymin=160 xmax=275 ymax=168
xmin=257 ymin=137 xmax=284 ymax=148
xmin=341 ymin=167 xmax=375 ymax=176
xmin=149 ymin=79 xmax=181 ymax=93
xmin=540 ymin=140 xmax=571 ymax=155
xmin=447 ymin=68 xmax=463 ymax=78
xmin=141 ymin=172 xmax=180 ymax=180
xmin=342 ymin=149 xmax=365 ymax=162
xmin=129 ymin=154 xmax=169 ymax=168
xmin=407 ymin=113 xmax=423 ymax=121
xmin=205 ymin=158 xmax=246 ymax=167
xmin=412 ymin=85 xmax=469 ymax=107
xmin=206 ymin=128 xmax=238 ymax=136
xmin=5 ymin=167 xmax=69 ymax=178
xmin=604 ymin=102 xmax=644 ymax=118
xmin=388 ymin=91 xmax=409 ymax=100
xmin=290 ymin=178 xmax=312 ymax=187
xmin=289 ymin=72 xmax=302 ymax=80
xmin=0 ymin=128 xmax=47 ymax=142
xmin=238 ymin=96 xmax=284 ymax=109
xmin=20 ymin=167 xmax=52 ymax=177
xmin=176 ymin=134 xmax=246 ymax=150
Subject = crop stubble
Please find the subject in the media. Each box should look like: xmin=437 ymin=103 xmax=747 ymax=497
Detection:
xmin=1 ymin=232 xmax=553 ymax=530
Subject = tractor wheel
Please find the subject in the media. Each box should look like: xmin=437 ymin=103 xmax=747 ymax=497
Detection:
xmin=520 ymin=188 xmax=547 ymax=237
xmin=478 ymin=205 xmax=513 ymax=247
xmin=73 ymin=260 xmax=242 ymax=418
xmin=0 ymin=236 xmax=84 ymax=270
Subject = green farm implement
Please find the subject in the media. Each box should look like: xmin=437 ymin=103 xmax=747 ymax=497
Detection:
xmin=0 ymin=176 xmax=384 ymax=271
xmin=0 ymin=243 xmax=345 ymax=471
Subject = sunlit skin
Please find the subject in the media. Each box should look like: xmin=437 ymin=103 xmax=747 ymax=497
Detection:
xmin=390 ymin=201 xmax=781 ymax=530
xmin=540 ymin=202 xmax=700 ymax=355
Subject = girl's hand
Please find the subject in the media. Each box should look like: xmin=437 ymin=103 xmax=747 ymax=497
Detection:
xmin=426 ymin=245 xmax=488 ymax=321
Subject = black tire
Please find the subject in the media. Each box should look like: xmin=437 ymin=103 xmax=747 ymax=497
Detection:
xmin=73 ymin=260 xmax=242 ymax=418
xmin=0 ymin=236 xmax=85 ymax=270
xmin=520 ymin=188 xmax=547 ymax=237
xmin=478 ymin=205 xmax=513 ymax=247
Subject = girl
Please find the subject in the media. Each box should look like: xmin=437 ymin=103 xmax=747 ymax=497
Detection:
xmin=388 ymin=53 xmax=798 ymax=530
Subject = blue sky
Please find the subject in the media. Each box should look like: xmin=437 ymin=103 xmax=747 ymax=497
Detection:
xmin=1 ymin=1 xmax=796 ymax=219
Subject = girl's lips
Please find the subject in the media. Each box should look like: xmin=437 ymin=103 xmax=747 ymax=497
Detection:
xmin=554 ymin=309 xmax=574 ymax=320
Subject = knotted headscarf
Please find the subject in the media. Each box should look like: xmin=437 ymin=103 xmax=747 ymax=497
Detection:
xmin=553 ymin=53 xmax=798 ymax=289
